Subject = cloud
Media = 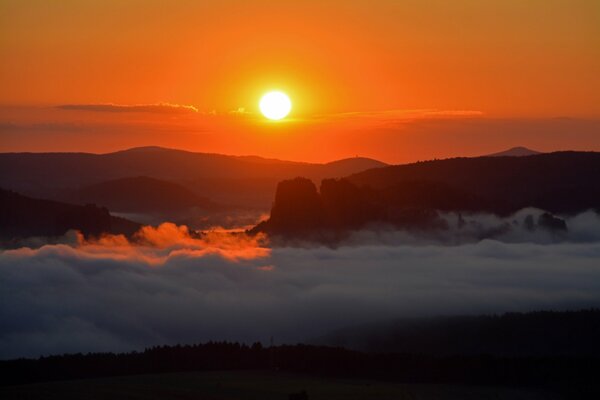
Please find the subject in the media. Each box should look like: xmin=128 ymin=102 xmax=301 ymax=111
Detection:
xmin=421 ymin=110 xmax=484 ymax=117
xmin=2 ymin=215 xmax=600 ymax=359
xmin=312 ymin=108 xmax=484 ymax=123
xmin=57 ymin=103 xmax=199 ymax=114
xmin=228 ymin=107 xmax=252 ymax=115
xmin=75 ymin=222 xmax=270 ymax=262
xmin=342 ymin=209 xmax=600 ymax=247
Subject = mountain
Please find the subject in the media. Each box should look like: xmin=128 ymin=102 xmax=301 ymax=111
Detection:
xmin=486 ymin=146 xmax=541 ymax=157
xmin=347 ymin=151 xmax=600 ymax=214
xmin=0 ymin=189 xmax=140 ymax=243
xmin=0 ymin=147 xmax=387 ymax=209
xmin=252 ymin=152 xmax=599 ymax=237
xmin=321 ymin=157 xmax=387 ymax=176
xmin=70 ymin=176 xmax=220 ymax=213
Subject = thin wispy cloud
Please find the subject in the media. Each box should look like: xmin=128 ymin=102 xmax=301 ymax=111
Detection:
xmin=57 ymin=103 xmax=199 ymax=114
xmin=313 ymin=108 xmax=484 ymax=122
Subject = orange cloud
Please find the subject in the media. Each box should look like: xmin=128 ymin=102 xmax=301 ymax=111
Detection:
xmin=7 ymin=223 xmax=271 ymax=265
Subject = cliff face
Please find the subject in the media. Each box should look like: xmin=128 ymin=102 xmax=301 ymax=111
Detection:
xmin=320 ymin=178 xmax=379 ymax=230
xmin=252 ymin=152 xmax=600 ymax=239
xmin=252 ymin=177 xmax=447 ymax=237
xmin=260 ymin=178 xmax=325 ymax=234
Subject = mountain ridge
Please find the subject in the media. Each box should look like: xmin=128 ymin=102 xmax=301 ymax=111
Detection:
xmin=0 ymin=188 xmax=140 ymax=243
xmin=0 ymin=147 xmax=388 ymax=209
xmin=252 ymin=151 xmax=600 ymax=238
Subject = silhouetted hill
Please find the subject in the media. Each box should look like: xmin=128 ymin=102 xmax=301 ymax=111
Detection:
xmin=315 ymin=310 xmax=600 ymax=357
xmin=252 ymin=152 xmax=598 ymax=237
xmin=348 ymin=152 xmax=600 ymax=215
xmin=70 ymin=176 xmax=219 ymax=213
xmin=322 ymin=157 xmax=387 ymax=176
xmin=2 ymin=311 xmax=600 ymax=397
xmin=0 ymin=148 xmax=387 ymax=209
xmin=486 ymin=146 xmax=541 ymax=157
xmin=0 ymin=189 xmax=140 ymax=243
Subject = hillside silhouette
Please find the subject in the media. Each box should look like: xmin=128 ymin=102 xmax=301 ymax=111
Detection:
xmin=253 ymin=152 xmax=599 ymax=237
xmin=0 ymin=147 xmax=386 ymax=209
xmin=0 ymin=189 xmax=140 ymax=243
xmin=315 ymin=310 xmax=600 ymax=357
xmin=348 ymin=151 xmax=600 ymax=214
xmin=70 ymin=176 xmax=220 ymax=213
xmin=2 ymin=310 xmax=599 ymax=397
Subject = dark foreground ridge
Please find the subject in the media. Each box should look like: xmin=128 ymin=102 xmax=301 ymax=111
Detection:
xmin=314 ymin=310 xmax=600 ymax=356
xmin=2 ymin=344 xmax=598 ymax=398
xmin=2 ymin=310 xmax=600 ymax=398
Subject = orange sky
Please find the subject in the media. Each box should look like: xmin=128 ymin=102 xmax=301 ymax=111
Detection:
xmin=1 ymin=0 xmax=599 ymax=163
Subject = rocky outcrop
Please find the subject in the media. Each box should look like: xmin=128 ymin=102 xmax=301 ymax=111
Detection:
xmin=251 ymin=177 xmax=447 ymax=237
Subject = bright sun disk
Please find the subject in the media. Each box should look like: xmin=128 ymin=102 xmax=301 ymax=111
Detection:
xmin=259 ymin=91 xmax=292 ymax=120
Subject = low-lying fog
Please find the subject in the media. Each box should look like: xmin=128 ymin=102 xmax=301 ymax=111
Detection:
xmin=1 ymin=209 xmax=600 ymax=359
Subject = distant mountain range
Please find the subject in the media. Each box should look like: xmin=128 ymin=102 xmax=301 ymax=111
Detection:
xmin=2 ymin=146 xmax=592 ymax=241
xmin=253 ymin=151 xmax=600 ymax=238
xmin=0 ymin=146 xmax=387 ymax=210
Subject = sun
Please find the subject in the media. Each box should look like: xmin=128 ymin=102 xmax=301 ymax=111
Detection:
xmin=259 ymin=91 xmax=292 ymax=120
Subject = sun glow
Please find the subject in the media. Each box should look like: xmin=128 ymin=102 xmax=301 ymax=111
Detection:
xmin=259 ymin=91 xmax=292 ymax=120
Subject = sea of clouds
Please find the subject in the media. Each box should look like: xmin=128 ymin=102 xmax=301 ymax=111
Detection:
xmin=1 ymin=209 xmax=600 ymax=359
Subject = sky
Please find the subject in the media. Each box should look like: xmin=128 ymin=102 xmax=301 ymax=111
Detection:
xmin=1 ymin=0 xmax=599 ymax=163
